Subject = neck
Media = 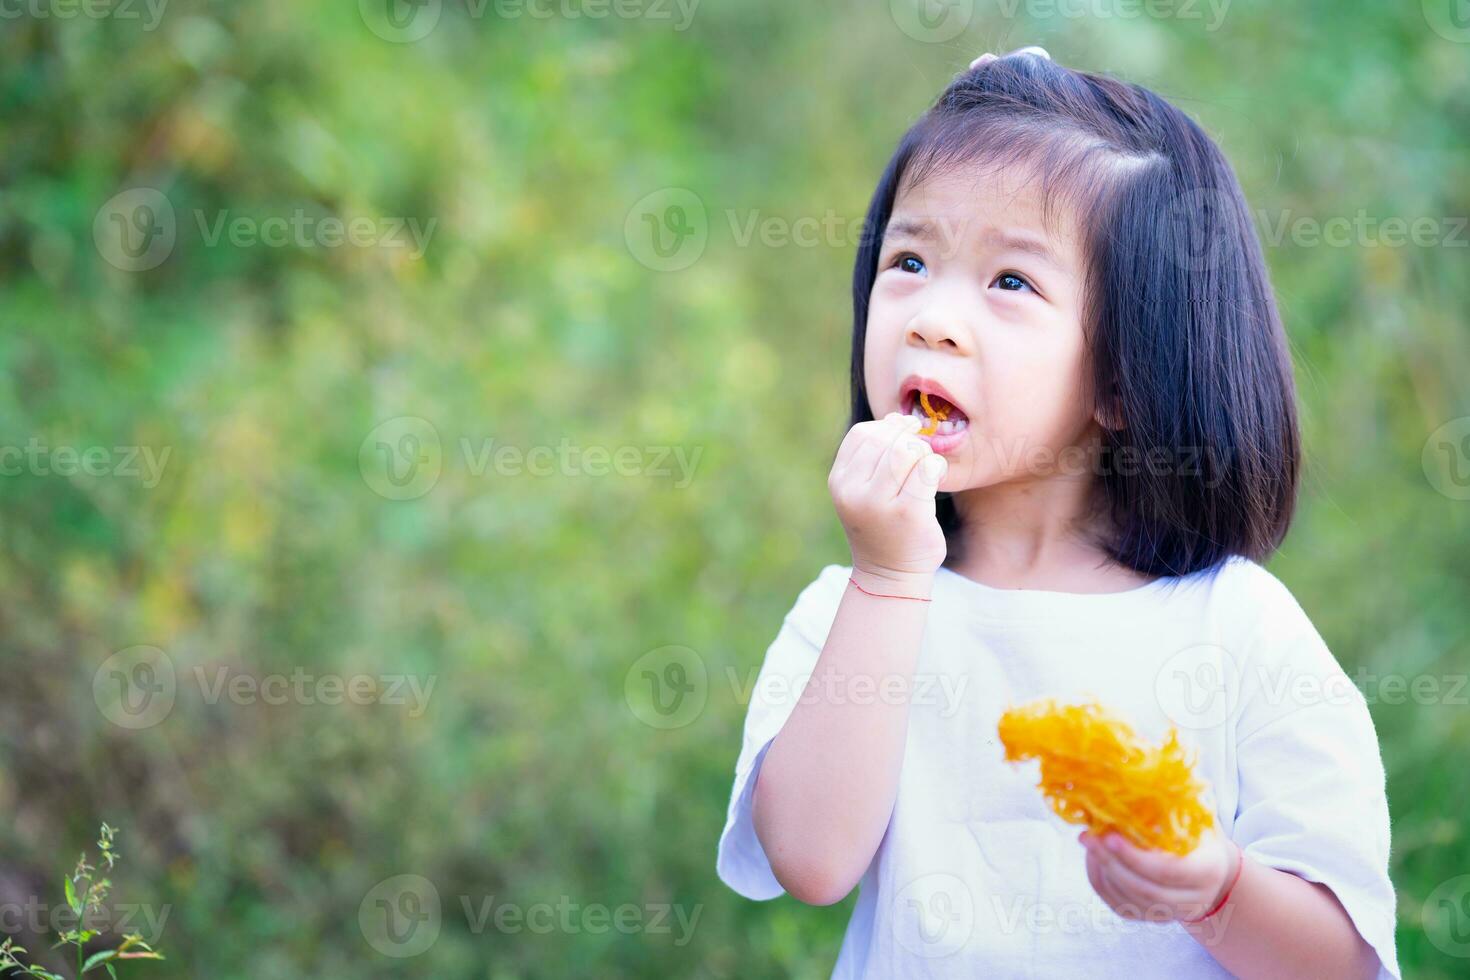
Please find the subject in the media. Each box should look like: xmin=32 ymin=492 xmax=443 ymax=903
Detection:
xmin=948 ymin=470 xmax=1104 ymax=584
xmin=943 ymin=426 xmax=1154 ymax=593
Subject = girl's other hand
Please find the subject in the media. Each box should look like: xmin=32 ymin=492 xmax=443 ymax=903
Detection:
xmin=1080 ymin=827 xmax=1240 ymax=924
xmin=828 ymin=413 xmax=948 ymax=594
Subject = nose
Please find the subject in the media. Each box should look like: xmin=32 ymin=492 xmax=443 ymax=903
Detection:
xmin=905 ymin=301 xmax=971 ymax=354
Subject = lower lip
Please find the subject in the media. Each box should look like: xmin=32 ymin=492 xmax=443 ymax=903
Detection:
xmin=919 ymin=421 xmax=969 ymax=455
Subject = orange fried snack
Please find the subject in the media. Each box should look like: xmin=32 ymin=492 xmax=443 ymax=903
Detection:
xmin=917 ymin=391 xmax=949 ymax=437
xmin=997 ymin=698 xmax=1214 ymax=856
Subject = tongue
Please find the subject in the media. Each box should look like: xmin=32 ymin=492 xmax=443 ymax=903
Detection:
xmin=925 ymin=393 xmax=966 ymax=421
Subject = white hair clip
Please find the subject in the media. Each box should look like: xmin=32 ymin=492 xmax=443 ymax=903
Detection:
xmin=969 ymin=46 xmax=1052 ymax=70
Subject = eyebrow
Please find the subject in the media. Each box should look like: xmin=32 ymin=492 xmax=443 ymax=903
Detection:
xmin=884 ymin=217 xmax=1064 ymax=270
xmin=884 ymin=217 xmax=944 ymax=242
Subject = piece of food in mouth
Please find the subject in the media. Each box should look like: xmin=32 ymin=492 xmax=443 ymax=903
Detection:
xmin=917 ymin=391 xmax=949 ymax=436
xmin=997 ymin=698 xmax=1215 ymax=856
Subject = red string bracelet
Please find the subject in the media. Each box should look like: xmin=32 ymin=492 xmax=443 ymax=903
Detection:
xmin=848 ymin=576 xmax=932 ymax=602
xmin=1183 ymin=840 xmax=1244 ymax=924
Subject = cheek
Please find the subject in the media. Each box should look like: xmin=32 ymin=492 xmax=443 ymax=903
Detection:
xmin=861 ymin=316 xmax=904 ymax=415
xmin=981 ymin=330 xmax=1093 ymax=441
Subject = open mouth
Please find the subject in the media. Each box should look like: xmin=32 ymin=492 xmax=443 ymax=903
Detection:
xmin=902 ymin=383 xmax=971 ymax=438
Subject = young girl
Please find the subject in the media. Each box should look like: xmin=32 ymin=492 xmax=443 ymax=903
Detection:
xmin=716 ymin=48 xmax=1398 ymax=978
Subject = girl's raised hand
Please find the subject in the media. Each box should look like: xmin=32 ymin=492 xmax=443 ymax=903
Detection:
xmin=1080 ymin=827 xmax=1241 ymax=924
xmin=828 ymin=413 xmax=948 ymax=594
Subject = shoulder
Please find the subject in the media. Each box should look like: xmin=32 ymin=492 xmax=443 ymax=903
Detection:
xmin=1194 ymin=554 xmax=1305 ymax=614
xmin=1178 ymin=555 xmax=1352 ymax=696
xmin=1194 ymin=555 xmax=1324 ymax=648
xmin=1204 ymin=559 xmax=1373 ymax=739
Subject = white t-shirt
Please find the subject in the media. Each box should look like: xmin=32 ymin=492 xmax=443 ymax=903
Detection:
xmin=716 ymin=557 xmax=1399 ymax=979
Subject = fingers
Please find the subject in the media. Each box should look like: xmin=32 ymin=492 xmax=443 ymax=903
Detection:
xmin=831 ymin=416 xmax=872 ymax=473
xmin=827 ymin=411 xmax=949 ymax=577
xmin=877 ymin=428 xmax=935 ymax=497
xmin=1090 ymin=847 xmax=1191 ymax=913
xmin=1087 ymin=849 xmax=1162 ymax=921
xmin=1097 ymin=832 xmax=1194 ymax=889
xmin=900 ymin=449 xmax=947 ymax=501
xmin=830 ymin=412 xmax=946 ymax=503
xmin=846 ymin=413 xmax=922 ymax=483
xmin=1081 ymin=832 xmax=1208 ymax=921
xmin=876 ymin=415 xmax=925 ymax=481
xmin=1084 ymin=848 xmax=1136 ymax=918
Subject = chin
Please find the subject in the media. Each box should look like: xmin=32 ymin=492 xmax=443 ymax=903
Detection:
xmin=935 ymin=455 xmax=983 ymax=495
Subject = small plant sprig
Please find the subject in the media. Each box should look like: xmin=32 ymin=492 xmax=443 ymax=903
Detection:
xmin=0 ymin=824 xmax=164 ymax=980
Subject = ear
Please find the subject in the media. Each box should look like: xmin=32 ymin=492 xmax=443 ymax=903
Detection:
xmin=1095 ymin=380 xmax=1126 ymax=432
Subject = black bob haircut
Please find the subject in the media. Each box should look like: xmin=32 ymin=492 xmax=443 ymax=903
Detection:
xmin=848 ymin=51 xmax=1300 ymax=579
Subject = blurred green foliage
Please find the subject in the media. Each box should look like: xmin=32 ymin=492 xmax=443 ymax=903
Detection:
xmin=0 ymin=1 xmax=1466 ymax=977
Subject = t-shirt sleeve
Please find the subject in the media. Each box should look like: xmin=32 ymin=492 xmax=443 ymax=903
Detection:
xmin=715 ymin=563 xmax=851 ymax=900
xmin=1230 ymin=587 xmax=1400 ymax=979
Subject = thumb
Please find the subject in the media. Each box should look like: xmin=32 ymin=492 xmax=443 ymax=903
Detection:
xmin=903 ymin=452 xmax=948 ymax=500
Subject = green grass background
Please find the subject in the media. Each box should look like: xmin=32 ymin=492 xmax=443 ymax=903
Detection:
xmin=1 ymin=1 xmax=1468 ymax=976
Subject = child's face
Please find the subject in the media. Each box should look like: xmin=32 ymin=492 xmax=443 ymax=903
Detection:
xmin=864 ymin=163 xmax=1102 ymax=493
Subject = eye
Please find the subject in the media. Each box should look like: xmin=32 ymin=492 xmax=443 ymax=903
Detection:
xmin=992 ymin=271 xmax=1034 ymax=292
xmin=892 ymin=253 xmax=927 ymax=276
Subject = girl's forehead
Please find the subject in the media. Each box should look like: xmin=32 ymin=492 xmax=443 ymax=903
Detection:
xmin=895 ymin=165 xmax=1066 ymax=233
xmin=889 ymin=166 xmax=1082 ymax=270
